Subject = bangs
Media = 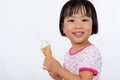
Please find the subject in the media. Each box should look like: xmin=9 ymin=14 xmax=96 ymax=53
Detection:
xmin=63 ymin=2 xmax=92 ymax=18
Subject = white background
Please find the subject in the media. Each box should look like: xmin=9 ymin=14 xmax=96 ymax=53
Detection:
xmin=0 ymin=0 xmax=119 ymax=80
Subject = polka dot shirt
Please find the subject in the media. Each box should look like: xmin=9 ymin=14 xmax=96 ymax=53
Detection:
xmin=63 ymin=44 xmax=102 ymax=80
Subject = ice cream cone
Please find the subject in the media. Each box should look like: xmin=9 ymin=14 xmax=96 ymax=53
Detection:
xmin=41 ymin=41 xmax=52 ymax=58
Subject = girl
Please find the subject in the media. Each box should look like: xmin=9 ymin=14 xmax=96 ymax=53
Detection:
xmin=43 ymin=0 xmax=102 ymax=80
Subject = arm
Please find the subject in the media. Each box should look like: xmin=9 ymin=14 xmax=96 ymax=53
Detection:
xmin=56 ymin=65 xmax=94 ymax=80
xmin=43 ymin=57 xmax=94 ymax=80
xmin=48 ymin=71 xmax=62 ymax=80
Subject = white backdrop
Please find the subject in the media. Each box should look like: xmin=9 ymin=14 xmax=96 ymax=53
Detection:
xmin=0 ymin=0 xmax=119 ymax=80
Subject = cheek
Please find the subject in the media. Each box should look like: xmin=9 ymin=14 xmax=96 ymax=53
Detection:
xmin=85 ymin=26 xmax=92 ymax=34
xmin=63 ymin=27 xmax=72 ymax=37
xmin=63 ymin=27 xmax=69 ymax=35
xmin=62 ymin=23 xmax=71 ymax=34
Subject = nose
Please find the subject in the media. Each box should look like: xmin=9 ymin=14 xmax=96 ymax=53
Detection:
xmin=74 ymin=21 xmax=82 ymax=29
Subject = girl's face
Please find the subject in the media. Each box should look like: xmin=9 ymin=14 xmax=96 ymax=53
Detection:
xmin=63 ymin=13 xmax=92 ymax=45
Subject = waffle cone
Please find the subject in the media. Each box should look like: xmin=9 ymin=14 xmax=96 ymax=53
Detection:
xmin=41 ymin=45 xmax=52 ymax=58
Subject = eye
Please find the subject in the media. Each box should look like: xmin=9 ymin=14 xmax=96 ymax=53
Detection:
xmin=82 ymin=19 xmax=89 ymax=22
xmin=68 ymin=19 xmax=75 ymax=22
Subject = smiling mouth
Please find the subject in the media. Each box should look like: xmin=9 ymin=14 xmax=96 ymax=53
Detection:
xmin=73 ymin=31 xmax=84 ymax=37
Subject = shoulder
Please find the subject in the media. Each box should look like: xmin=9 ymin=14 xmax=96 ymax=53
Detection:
xmin=83 ymin=44 xmax=101 ymax=57
xmin=84 ymin=44 xmax=100 ymax=53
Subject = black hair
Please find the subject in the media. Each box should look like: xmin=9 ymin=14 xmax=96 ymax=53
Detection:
xmin=59 ymin=0 xmax=98 ymax=36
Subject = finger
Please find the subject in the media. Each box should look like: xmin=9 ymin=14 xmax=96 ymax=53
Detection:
xmin=44 ymin=58 xmax=48 ymax=63
xmin=43 ymin=66 xmax=48 ymax=70
xmin=48 ymin=71 xmax=52 ymax=74
xmin=44 ymin=58 xmax=48 ymax=61
xmin=43 ymin=63 xmax=46 ymax=66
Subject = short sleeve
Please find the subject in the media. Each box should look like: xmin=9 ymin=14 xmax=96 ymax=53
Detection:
xmin=78 ymin=46 xmax=102 ymax=76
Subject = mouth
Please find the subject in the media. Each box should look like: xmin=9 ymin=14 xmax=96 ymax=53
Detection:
xmin=72 ymin=31 xmax=84 ymax=37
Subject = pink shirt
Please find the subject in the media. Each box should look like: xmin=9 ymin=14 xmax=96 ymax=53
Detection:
xmin=63 ymin=45 xmax=102 ymax=80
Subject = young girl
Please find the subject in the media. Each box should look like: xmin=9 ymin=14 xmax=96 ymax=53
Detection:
xmin=43 ymin=0 xmax=102 ymax=80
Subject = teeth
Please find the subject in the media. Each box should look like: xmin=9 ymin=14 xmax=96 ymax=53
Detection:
xmin=73 ymin=31 xmax=84 ymax=37
xmin=73 ymin=32 xmax=84 ymax=34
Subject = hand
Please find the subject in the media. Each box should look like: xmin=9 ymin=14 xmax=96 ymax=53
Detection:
xmin=43 ymin=57 xmax=61 ymax=73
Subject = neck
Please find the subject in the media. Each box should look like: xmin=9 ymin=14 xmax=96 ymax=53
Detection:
xmin=71 ymin=40 xmax=91 ymax=53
